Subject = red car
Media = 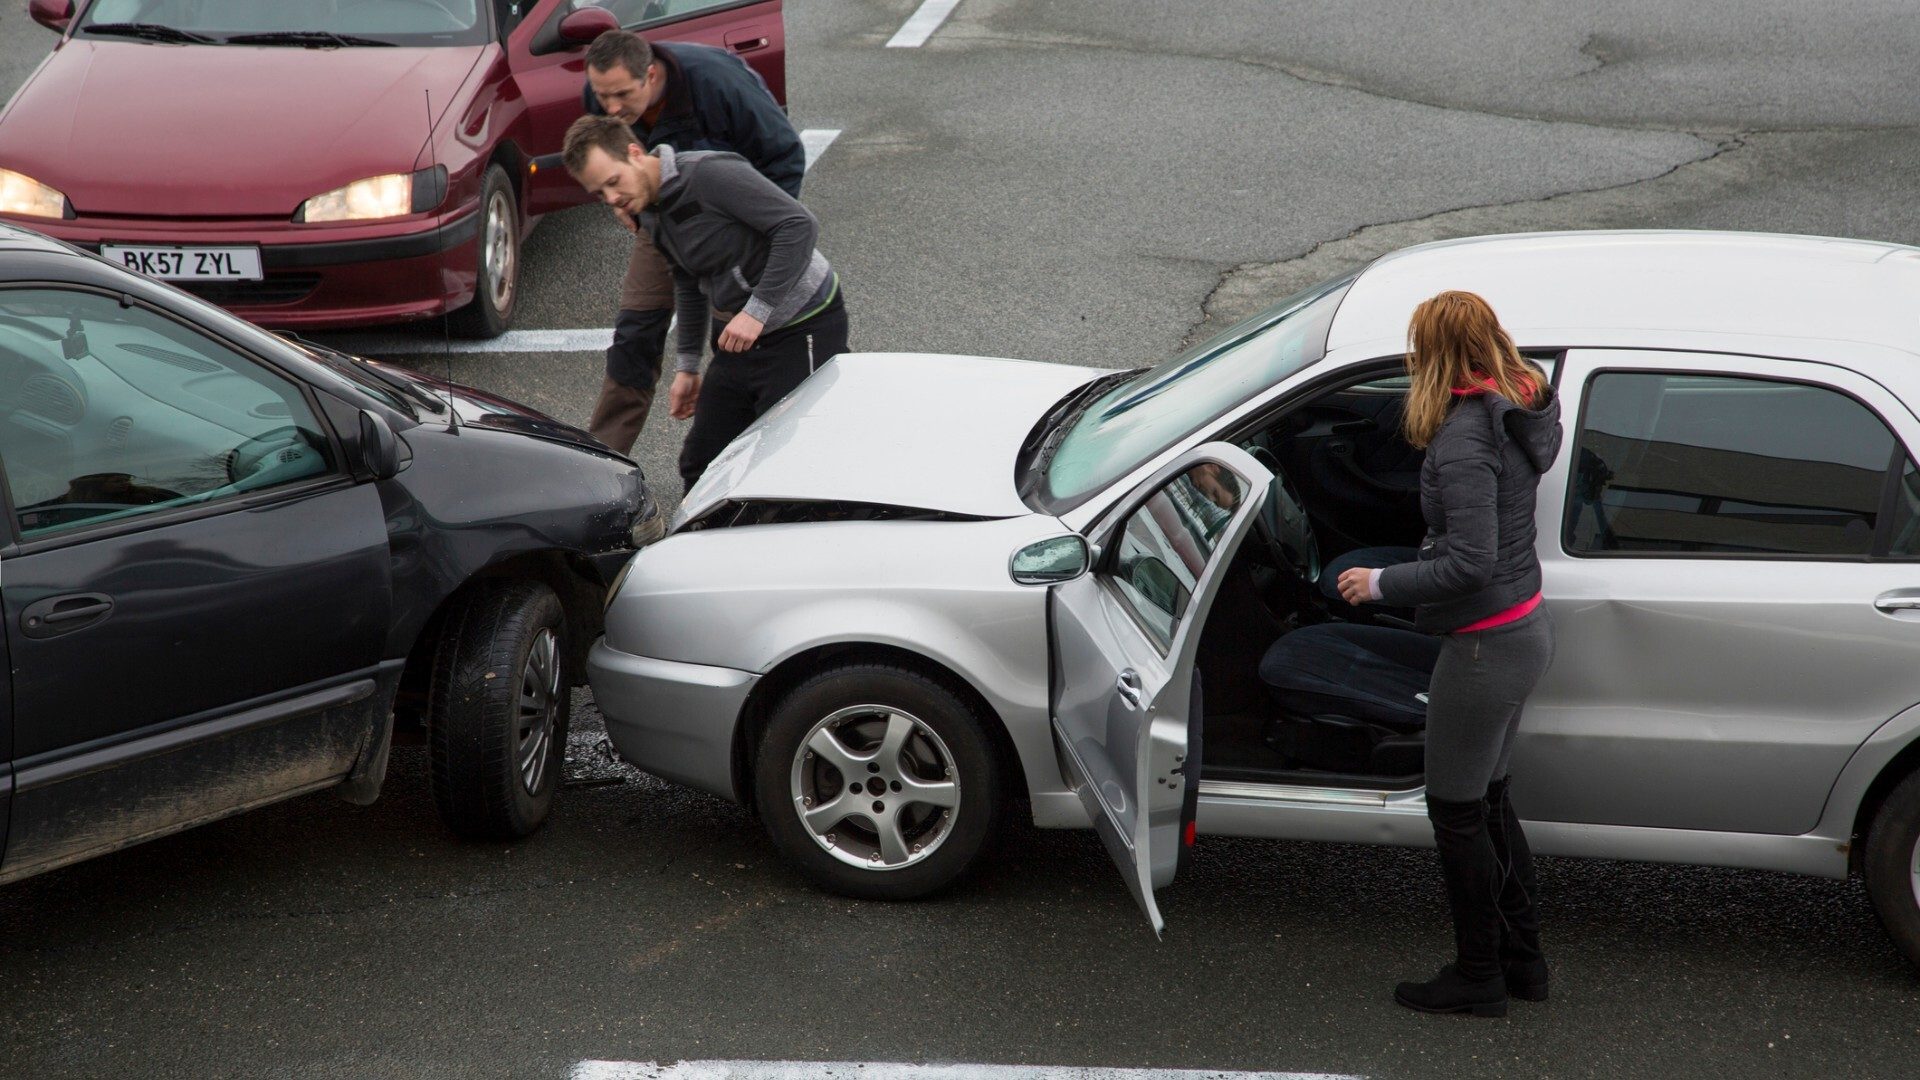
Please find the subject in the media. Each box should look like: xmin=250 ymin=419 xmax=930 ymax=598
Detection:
xmin=0 ymin=0 xmax=786 ymax=336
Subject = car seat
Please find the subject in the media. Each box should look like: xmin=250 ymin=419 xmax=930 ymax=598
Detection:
xmin=1257 ymin=622 xmax=1440 ymax=775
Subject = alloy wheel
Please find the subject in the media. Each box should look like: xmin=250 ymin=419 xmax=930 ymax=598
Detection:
xmin=484 ymin=187 xmax=517 ymax=313
xmin=517 ymin=627 xmax=559 ymax=795
xmin=789 ymin=706 xmax=961 ymax=870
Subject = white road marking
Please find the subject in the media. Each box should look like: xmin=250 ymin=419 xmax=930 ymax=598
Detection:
xmin=887 ymin=0 xmax=964 ymax=47
xmin=331 ymin=129 xmax=843 ymax=357
xmin=571 ymin=1063 xmax=1364 ymax=1080
xmin=802 ymin=128 xmax=842 ymax=170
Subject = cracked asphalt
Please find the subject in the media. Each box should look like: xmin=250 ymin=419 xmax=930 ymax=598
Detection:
xmin=3 ymin=2 xmax=1919 ymax=1077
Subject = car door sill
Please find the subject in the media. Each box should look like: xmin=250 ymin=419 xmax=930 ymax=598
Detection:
xmin=1197 ymin=778 xmax=1402 ymax=807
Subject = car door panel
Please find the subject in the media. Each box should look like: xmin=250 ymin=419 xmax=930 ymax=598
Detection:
xmin=1519 ymin=350 xmax=1920 ymax=835
xmin=1051 ymin=443 xmax=1270 ymax=934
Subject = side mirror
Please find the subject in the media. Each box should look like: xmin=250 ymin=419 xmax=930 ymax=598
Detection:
xmin=558 ymin=6 xmax=619 ymax=45
xmin=1009 ymin=535 xmax=1089 ymax=586
xmin=28 ymin=0 xmax=73 ymax=32
xmin=359 ymin=410 xmax=402 ymax=481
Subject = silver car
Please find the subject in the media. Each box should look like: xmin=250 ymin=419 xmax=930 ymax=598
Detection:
xmin=588 ymin=230 xmax=1920 ymax=967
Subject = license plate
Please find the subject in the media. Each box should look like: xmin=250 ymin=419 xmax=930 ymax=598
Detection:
xmin=101 ymin=245 xmax=263 ymax=281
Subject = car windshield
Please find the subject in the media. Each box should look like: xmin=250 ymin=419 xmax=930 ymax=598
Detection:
xmin=1035 ymin=273 xmax=1354 ymax=511
xmin=77 ymin=0 xmax=488 ymax=46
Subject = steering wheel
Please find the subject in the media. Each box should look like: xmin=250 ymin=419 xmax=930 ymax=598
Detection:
xmin=1246 ymin=444 xmax=1321 ymax=585
xmin=227 ymin=426 xmax=311 ymax=484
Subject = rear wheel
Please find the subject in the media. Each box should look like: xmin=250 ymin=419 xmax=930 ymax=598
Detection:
xmin=754 ymin=664 xmax=1002 ymax=900
xmin=1864 ymin=768 xmax=1920 ymax=970
xmin=429 ymin=580 xmax=568 ymax=839
xmin=449 ymin=164 xmax=519 ymax=338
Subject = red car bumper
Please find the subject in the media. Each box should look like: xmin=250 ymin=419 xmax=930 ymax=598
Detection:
xmin=0 ymin=204 xmax=482 ymax=330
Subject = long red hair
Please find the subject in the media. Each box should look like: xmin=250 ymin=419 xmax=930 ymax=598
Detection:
xmin=1402 ymin=290 xmax=1544 ymax=448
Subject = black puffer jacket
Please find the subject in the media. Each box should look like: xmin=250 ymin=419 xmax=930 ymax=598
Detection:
xmin=1377 ymin=384 xmax=1563 ymax=632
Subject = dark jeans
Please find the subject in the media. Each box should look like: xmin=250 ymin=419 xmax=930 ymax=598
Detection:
xmin=677 ymin=295 xmax=849 ymax=490
xmin=1424 ymin=606 xmax=1555 ymax=801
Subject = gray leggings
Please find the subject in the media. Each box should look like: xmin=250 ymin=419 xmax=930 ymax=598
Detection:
xmin=1424 ymin=606 xmax=1556 ymax=802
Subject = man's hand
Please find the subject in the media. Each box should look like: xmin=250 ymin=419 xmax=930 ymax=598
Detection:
xmin=1336 ymin=566 xmax=1375 ymax=606
xmin=612 ymin=206 xmax=638 ymax=234
xmin=669 ymin=371 xmax=701 ymax=419
xmin=717 ymin=312 xmax=766 ymax=353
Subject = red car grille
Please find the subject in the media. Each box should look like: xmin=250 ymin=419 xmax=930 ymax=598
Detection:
xmin=177 ymin=275 xmax=321 ymax=307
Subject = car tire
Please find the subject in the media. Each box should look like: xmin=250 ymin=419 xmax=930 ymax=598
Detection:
xmin=449 ymin=164 xmax=519 ymax=339
xmin=1865 ymin=768 xmax=1920 ymax=969
xmin=754 ymin=664 xmax=1003 ymax=901
xmin=429 ymin=580 xmax=568 ymax=840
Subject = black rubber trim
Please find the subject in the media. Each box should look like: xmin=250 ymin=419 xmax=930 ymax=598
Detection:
xmin=264 ymin=210 xmax=481 ymax=269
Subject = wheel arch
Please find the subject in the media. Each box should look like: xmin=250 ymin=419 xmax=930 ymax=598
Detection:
xmin=1850 ymin=726 xmax=1920 ymax=875
xmin=731 ymin=642 xmax=1034 ymax=818
xmin=396 ymin=549 xmax=608 ymax=731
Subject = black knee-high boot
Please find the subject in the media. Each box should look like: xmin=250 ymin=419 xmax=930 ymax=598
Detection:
xmin=1395 ymin=794 xmax=1508 ymax=1017
xmin=1486 ymin=775 xmax=1548 ymax=1001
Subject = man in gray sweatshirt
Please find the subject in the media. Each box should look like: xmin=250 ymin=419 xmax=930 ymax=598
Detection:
xmin=563 ymin=114 xmax=849 ymax=490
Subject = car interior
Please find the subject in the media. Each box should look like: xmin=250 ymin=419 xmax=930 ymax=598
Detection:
xmin=0 ymin=291 xmax=332 ymax=540
xmin=1189 ymin=354 xmax=1560 ymax=791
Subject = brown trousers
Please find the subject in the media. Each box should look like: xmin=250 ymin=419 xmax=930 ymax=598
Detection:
xmin=587 ymin=236 xmax=677 ymax=454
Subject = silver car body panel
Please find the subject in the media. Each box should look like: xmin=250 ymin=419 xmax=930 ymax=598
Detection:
xmin=674 ymin=351 xmax=1107 ymax=528
xmin=1050 ymin=443 xmax=1271 ymax=933
xmin=593 ymin=231 xmax=1920 ymax=903
xmin=596 ymin=514 xmax=1079 ymax=804
xmin=588 ymin=641 xmax=757 ymax=800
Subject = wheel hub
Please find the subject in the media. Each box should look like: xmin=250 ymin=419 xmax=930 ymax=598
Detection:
xmin=790 ymin=706 xmax=961 ymax=871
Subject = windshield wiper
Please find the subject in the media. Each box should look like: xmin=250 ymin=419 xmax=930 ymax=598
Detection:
xmin=1024 ymin=367 xmax=1143 ymax=474
xmin=226 ymin=31 xmax=394 ymax=47
xmin=85 ymin=22 xmax=222 ymax=44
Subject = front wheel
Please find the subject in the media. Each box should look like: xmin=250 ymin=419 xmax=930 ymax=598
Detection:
xmin=429 ymin=580 xmax=568 ymax=839
xmin=449 ymin=164 xmax=519 ymax=338
xmin=1864 ymin=769 xmax=1920 ymax=971
xmin=754 ymin=664 xmax=1003 ymax=900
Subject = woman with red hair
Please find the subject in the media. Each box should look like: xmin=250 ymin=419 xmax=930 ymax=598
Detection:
xmin=1337 ymin=291 xmax=1562 ymax=1016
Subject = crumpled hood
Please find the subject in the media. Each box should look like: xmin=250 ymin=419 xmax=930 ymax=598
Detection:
xmin=0 ymin=41 xmax=483 ymax=217
xmin=1488 ymin=381 xmax=1563 ymax=473
xmin=675 ymin=352 xmax=1107 ymax=526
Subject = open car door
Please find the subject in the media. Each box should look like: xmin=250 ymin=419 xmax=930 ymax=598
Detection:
xmin=1049 ymin=443 xmax=1271 ymax=934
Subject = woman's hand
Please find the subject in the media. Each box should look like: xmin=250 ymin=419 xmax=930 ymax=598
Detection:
xmin=1336 ymin=566 xmax=1376 ymax=606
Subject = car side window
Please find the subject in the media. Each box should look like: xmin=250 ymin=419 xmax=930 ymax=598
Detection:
xmin=0 ymin=289 xmax=334 ymax=541
xmin=1566 ymin=371 xmax=1915 ymax=558
xmin=1105 ymin=463 xmax=1248 ymax=651
xmin=575 ymin=0 xmax=744 ymax=26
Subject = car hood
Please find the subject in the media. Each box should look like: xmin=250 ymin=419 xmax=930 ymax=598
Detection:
xmin=363 ymin=358 xmax=617 ymax=458
xmin=675 ymin=352 xmax=1107 ymax=526
xmin=0 ymin=41 xmax=484 ymax=217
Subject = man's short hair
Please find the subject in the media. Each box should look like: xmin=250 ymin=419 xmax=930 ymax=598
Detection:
xmin=586 ymin=29 xmax=652 ymax=79
xmin=563 ymin=115 xmax=641 ymax=176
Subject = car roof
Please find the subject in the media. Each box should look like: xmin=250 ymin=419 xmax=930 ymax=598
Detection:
xmin=1328 ymin=230 xmax=1920 ymax=359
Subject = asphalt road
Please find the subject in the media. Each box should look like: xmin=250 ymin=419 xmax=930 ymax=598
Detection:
xmin=3 ymin=2 xmax=1920 ymax=1077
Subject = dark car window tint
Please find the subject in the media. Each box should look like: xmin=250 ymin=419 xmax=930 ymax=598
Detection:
xmin=1567 ymin=372 xmax=1901 ymax=557
xmin=1889 ymin=456 xmax=1920 ymax=557
xmin=1107 ymin=463 xmax=1248 ymax=652
xmin=0 ymin=289 xmax=333 ymax=540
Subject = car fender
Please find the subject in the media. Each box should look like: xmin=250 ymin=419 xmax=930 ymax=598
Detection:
xmin=1818 ymin=699 xmax=1920 ymax=855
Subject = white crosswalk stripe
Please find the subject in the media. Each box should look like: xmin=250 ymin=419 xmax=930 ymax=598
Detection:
xmin=570 ymin=1062 xmax=1365 ymax=1080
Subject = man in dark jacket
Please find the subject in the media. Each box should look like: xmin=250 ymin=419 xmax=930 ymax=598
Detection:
xmin=579 ymin=30 xmax=805 ymax=454
xmin=564 ymin=115 xmax=848 ymax=490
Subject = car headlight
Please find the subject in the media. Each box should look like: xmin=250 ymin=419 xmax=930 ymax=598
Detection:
xmin=604 ymin=554 xmax=636 ymax=612
xmin=0 ymin=168 xmax=69 ymax=219
xmin=296 ymin=166 xmax=446 ymax=223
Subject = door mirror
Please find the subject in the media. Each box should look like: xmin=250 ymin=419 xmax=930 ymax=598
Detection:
xmin=29 ymin=0 xmax=73 ymax=32
xmin=1009 ymin=535 xmax=1089 ymax=586
xmin=359 ymin=411 xmax=402 ymax=481
xmin=558 ymin=6 xmax=619 ymax=45
xmin=1124 ymin=554 xmax=1190 ymax=619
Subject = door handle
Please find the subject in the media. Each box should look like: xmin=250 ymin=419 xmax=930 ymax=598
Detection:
xmin=1874 ymin=591 xmax=1920 ymax=613
xmin=727 ymin=34 xmax=769 ymax=53
xmin=1115 ymin=668 xmax=1143 ymax=709
xmin=21 ymin=593 xmax=114 ymax=639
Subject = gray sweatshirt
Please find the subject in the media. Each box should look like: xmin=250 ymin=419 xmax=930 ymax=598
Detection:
xmin=640 ymin=145 xmax=834 ymax=373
